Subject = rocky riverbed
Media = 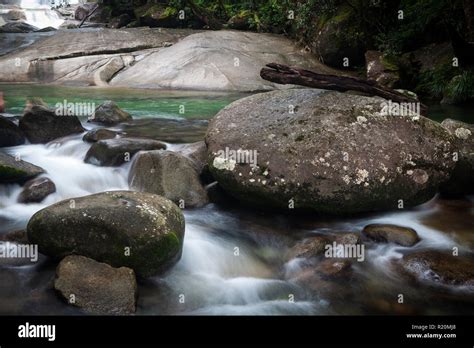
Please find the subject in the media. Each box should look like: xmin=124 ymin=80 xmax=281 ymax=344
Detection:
xmin=0 ymin=84 xmax=473 ymax=315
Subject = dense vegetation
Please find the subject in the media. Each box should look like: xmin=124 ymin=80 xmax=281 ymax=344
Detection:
xmin=102 ymin=0 xmax=474 ymax=104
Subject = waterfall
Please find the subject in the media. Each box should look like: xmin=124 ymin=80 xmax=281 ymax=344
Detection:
xmin=17 ymin=0 xmax=82 ymax=29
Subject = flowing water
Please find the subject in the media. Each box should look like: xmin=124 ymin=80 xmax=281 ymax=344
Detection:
xmin=0 ymin=84 xmax=473 ymax=315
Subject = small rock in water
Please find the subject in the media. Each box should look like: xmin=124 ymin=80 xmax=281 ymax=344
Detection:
xmin=129 ymin=150 xmax=208 ymax=208
xmin=362 ymin=224 xmax=420 ymax=246
xmin=286 ymin=235 xmax=330 ymax=261
xmin=0 ymin=152 xmax=45 ymax=184
xmin=54 ymin=255 xmax=137 ymax=315
xmin=27 ymin=191 xmax=185 ymax=277
xmin=88 ymin=101 xmax=132 ymax=126
xmin=84 ymin=138 xmax=166 ymax=166
xmin=0 ymin=115 xmax=25 ymax=147
xmin=82 ymin=128 xmax=119 ymax=143
xmin=400 ymin=250 xmax=474 ymax=288
xmin=18 ymin=177 xmax=56 ymax=204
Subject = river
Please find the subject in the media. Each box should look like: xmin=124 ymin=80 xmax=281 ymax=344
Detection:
xmin=0 ymin=84 xmax=473 ymax=315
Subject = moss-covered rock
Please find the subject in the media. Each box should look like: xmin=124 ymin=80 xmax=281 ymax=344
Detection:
xmin=205 ymin=89 xmax=457 ymax=214
xmin=311 ymin=6 xmax=366 ymax=69
xmin=0 ymin=152 xmax=44 ymax=184
xmin=27 ymin=191 xmax=185 ymax=277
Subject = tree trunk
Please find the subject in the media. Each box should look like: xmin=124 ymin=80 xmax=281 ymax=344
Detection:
xmin=260 ymin=63 xmax=427 ymax=115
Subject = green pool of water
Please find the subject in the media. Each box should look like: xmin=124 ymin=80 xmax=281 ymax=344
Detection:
xmin=0 ymin=84 xmax=249 ymax=120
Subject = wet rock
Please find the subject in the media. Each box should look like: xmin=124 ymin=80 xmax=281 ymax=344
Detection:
xmin=177 ymin=141 xmax=208 ymax=176
xmin=400 ymin=250 xmax=474 ymax=287
xmin=363 ymin=224 xmax=420 ymax=246
xmin=334 ymin=232 xmax=361 ymax=245
xmin=315 ymin=258 xmax=352 ymax=279
xmin=206 ymin=90 xmax=456 ymax=214
xmin=82 ymin=128 xmax=119 ymax=143
xmin=365 ymin=50 xmax=399 ymax=88
xmin=88 ymin=101 xmax=132 ymax=126
xmin=129 ymin=150 xmax=208 ymax=208
xmin=286 ymin=235 xmax=330 ymax=261
xmin=0 ymin=115 xmax=25 ymax=147
xmin=0 ymin=21 xmax=38 ymax=33
xmin=0 ymin=229 xmax=29 ymax=244
xmin=84 ymin=138 xmax=166 ymax=167
xmin=0 ymin=152 xmax=45 ymax=184
xmin=439 ymin=119 xmax=474 ymax=196
xmin=27 ymin=191 xmax=185 ymax=277
xmin=19 ymin=105 xmax=85 ymax=144
xmin=54 ymin=255 xmax=137 ymax=315
xmin=18 ymin=177 xmax=56 ymax=204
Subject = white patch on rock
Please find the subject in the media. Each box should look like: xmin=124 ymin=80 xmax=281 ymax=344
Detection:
xmin=355 ymin=169 xmax=369 ymax=185
xmin=213 ymin=157 xmax=236 ymax=171
xmin=454 ymin=127 xmax=471 ymax=140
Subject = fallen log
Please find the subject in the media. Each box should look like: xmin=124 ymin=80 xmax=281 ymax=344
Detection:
xmin=79 ymin=3 xmax=99 ymax=28
xmin=260 ymin=63 xmax=427 ymax=115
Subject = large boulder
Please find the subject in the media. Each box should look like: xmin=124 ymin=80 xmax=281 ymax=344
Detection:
xmin=0 ymin=152 xmax=44 ymax=184
xmin=88 ymin=101 xmax=132 ymax=125
xmin=54 ymin=255 xmax=137 ymax=315
xmin=84 ymin=138 xmax=166 ymax=166
xmin=110 ymin=30 xmax=339 ymax=91
xmin=129 ymin=150 xmax=208 ymax=208
xmin=0 ymin=115 xmax=25 ymax=147
xmin=27 ymin=191 xmax=185 ymax=277
xmin=362 ymin=224 xmax=420 ymax=246
xmin=17 ymin=177 xmax=56 ymax=204
xmin=439 ymin=119 xmax=474 ymax=196
xmin=205 ymin=90 xmax=457 ymax=214
xmin=311 ymin=7 xmax=365 ymax=68
xmin=400 ymin=250 xmax=474 ymax=288
xmin=19 ymin=105 xmax=85 ymax=144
